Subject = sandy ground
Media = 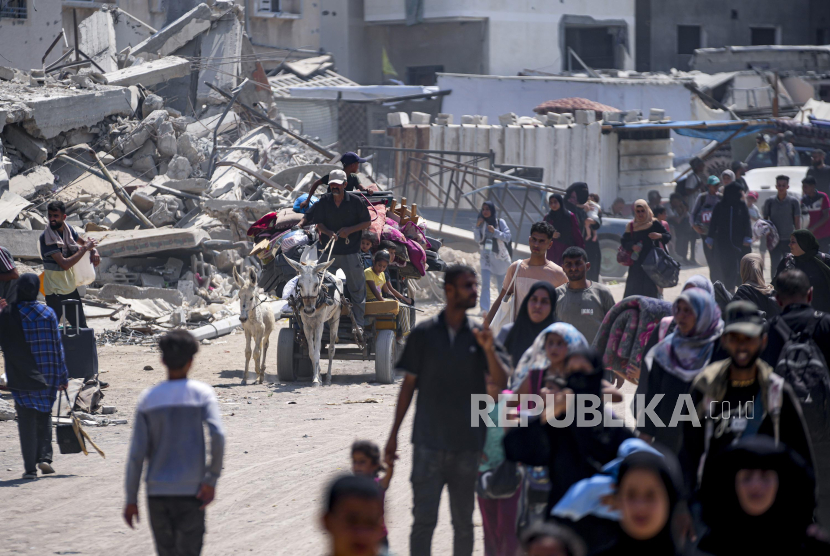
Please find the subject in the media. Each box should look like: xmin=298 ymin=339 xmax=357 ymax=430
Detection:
xmin=0 ymin=261 xmax=739 ymax=555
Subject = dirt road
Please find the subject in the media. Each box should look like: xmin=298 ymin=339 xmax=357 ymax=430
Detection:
xmin=0 ymin=264 xmax=721 ymax=555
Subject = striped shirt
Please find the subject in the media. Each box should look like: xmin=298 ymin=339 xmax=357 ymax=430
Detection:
xmin=11 ymin=302 xmax=69 ymax=412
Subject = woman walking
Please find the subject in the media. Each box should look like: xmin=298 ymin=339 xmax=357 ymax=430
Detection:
xmin=475 ymin=201 xmax=512 ymax=315
xmin=706 ymin=183 xmax=752 ymax=291
xmin=620 ymin=200 xmax=671 ymax=299
xmin=544 ymin=194 xmax=584 ymax=266
xmin=638 ymin=287 xmax=725 ymax=452
xmin=497 ymin=281 xmax=557 ymax=368
xmin=733 ymin=253 xmax=780 ymax=319
xmin=775 ymin=229 xmax=830 ymax=312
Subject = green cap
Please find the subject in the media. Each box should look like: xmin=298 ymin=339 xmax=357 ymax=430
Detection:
xmin=723 ymin=300 xmax=765 ymax=337
xmin=707 ymin=175 xmax=721 ymax=187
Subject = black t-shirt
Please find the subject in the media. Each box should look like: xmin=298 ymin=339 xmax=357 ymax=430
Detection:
xmin=309 ymin=192 xmax=370 ymax=255
xmin=396 ymin=311 xmax=507 ymax=452
xmin=320 ymin=173 xmax=362 ymax=193
xmin=808 ymin=165 xmax=830 ymax=198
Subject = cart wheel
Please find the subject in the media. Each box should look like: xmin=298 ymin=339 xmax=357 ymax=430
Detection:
xmin=276 ymin=327 xmax=297 ymax=382
xmin=374 ymin=330 xmax=396 ymax=384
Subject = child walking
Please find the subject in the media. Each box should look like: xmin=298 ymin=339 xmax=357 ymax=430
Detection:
xmin=124 ymin=330 xmax=226 ymax=556
xmin=351 ymin=440 xmax=393 ymax=550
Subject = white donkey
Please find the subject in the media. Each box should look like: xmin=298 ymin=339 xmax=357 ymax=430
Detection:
xmin=234 ymin=266 xmax=275 ymax=385
xmin=284 ymin=257 xmax=342 ymax=385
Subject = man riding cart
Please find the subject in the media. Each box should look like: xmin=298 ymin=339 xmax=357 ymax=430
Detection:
xmin=307 ymin=169 xmax=371 ymax=333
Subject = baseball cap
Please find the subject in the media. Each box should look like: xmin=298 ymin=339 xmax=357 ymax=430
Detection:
xmin=730 ymin=160 xmax=748 ymax=172
xmin=747 ymin=191 xmax=758 ymax=201
xmin=723 ymin=301 xmax=765 ymax=337
xmin=328 ymin=169 xmax=347 ymax=185
xmin=707 ymin=175 xmax=721 ymax=186
xmin=340 ymin=152 xmax=367 ymax=167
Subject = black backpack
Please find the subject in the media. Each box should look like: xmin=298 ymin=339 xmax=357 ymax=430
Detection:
xmin=774 ymin=313 xmax=830 ymax=442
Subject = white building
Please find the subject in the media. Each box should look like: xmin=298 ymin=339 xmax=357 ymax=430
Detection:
xmin=324 ymin=0 xmax=636 ymax=85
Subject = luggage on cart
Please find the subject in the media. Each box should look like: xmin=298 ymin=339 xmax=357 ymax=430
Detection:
xmin=61 ymin=300 xmax=98 ymax=381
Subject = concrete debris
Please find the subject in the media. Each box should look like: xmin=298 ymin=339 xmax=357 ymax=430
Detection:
xmin=105 ymin=56 xmax=191 ymax=88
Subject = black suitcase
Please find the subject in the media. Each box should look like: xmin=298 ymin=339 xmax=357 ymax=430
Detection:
xmin=60 ymin=300 xmax=98 ymax=380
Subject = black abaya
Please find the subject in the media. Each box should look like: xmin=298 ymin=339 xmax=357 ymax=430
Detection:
xmin=621 ymin=221 xmax=671 ymax=298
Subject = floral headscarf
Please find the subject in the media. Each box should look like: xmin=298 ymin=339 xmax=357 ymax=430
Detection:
xmin=510 ymin=322 xmax=588 ymax=390
xmin=683 ymin=274 xmax=714 ymax=298
xmin=647 ymin=287 xmax=723 ymax=382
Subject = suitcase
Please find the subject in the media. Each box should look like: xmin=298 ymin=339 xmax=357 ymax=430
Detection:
xmin=60 ymin=300 xmax=98 ymax=381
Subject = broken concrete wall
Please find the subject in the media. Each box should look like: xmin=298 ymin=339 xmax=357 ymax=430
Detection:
xmin=196 ymin=8 xmax=244 ymax=107
xmin=79 ymin=10 xmax=119 ymax=74
xmin=104 ymin=56 xmax=191 ymax=88
xmin=111 ymin=7 xmax=157 ymax=52
xmin=130 ymin=3 xmax=212 ymax=58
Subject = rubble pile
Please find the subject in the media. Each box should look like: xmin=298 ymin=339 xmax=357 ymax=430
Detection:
xmin=0 ymin=2 xmax=354 ymax=340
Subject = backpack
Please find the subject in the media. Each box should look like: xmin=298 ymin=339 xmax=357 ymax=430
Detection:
xmin=774 ymin=313 xmax=830 ymax=442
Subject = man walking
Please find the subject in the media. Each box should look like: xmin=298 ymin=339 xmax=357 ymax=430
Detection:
xmin=124 ymin=330 xmax=225 ymax=556
xmin=0 ymin=274 xmax=68 ymax=479
xmin=692 ymin=176 xmax=721 ymax=271
xmin=385 ymin=265 xmax=509 ymax=556
xmin=760 ymin=269 xmax=830 ymax=527
xmin=310 ymin=169 xmax=372 ymax=330
xmin=731 ymin=160 xmax=749 ymax=192
xmin=555 ymin=247 xmax=615 ymax=344
xmin=676 ymin=156 xmax=707 ymax=262
xmin=763 ymin=175 xmax=801 ymax=271
xmin=680 ymin=300 xmax=814 ymax=493
xmin=485 ymin=221 xmax=567 ymax=326
xmin=0 ymin=244 xmax=19 ymax=307
xmin=39 ymin=201 xmax=99 ymax=328
xmin=807 ymin=149 xmax=830 ymax=199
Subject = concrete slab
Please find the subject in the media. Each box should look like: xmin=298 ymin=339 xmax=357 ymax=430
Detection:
xmin=89 ymin=228 xmax=210 ymax=258
xmin=99 ymin=284 xmax=183 ymax=306
xmin=0 ymin=190 xmax=31 ymax=225
xmin=197 ymin=11 xmax=244 ymax=106
xmin=79 ymin=10 xmax=118 ymax=74
xmin=150 ymin=175 xmax=210 ymax=193
xmin=104 ymin=56 xmax=191 ymax=88
xmin=185 ymin=112 xmax=240 ymax=139
xmin=130 ymin=3 xmax=212 ymax=57
xmin=0 ymin=81 xmax=133 ymax=139
xmin=0 ymin=229 xmax=40 ymax=257
xmin=3 ymin=125 xmax=47 ymax=164
xmin=111 ymin=7 xmax=157 ymax=52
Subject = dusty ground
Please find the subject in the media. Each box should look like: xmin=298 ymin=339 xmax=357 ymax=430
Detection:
xmin=0 ymin=261 xmax=737 ymax=555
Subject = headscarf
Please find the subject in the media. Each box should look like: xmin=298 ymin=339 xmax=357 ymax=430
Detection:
xmin=544 ymin=194 xmax=574 ymax=244
xmin=504 ymin=282 xmax=557 ymax=366
xmin=510 ymin=322 xmax=588 ymax=390
xmin=478 ymin=201 xmax=502 ymax=255
xmin=740 ymin=253 xmax=774 ymax=295
xmin=648 ymin=287 xmax=723 ymax=382
xmin=792 ymin=229 xmax=830 ymax=287
xmin=631 ymin=199 xmax=657 ymax=232
xmin=609 ymin=450 xmax=684 ymax=556
xmin=564 ymin=182 xmax=589 ymax=227
xmin=683 ymin=274 xmax=714 ymax=298
xmin=721 ymin=182 xmax=744 ymax=206
xmin=699 ymin=436 xmax=817 ymax=555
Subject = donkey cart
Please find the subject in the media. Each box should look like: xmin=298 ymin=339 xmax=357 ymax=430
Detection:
xmin=276 ymin=297 xmax=405 ymax=384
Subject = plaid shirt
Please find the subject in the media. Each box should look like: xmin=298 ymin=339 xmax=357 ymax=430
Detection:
xmin=11 ymin=302 xmax=69 ymax=412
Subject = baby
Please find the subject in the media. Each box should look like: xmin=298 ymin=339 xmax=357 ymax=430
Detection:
xmin=583 ymin=193 xmax=602 ymax=242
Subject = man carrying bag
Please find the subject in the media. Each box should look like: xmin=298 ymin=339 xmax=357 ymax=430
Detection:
xmin=0 ymin=273 xmax=68 ymax=479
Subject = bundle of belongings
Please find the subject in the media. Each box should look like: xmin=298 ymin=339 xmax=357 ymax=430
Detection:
xmin=248 ymin=193 xmax=447 ymax=298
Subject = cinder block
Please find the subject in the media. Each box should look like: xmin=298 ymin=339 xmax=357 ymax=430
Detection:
xmin=575 ymin=110 xmax=596 ymax=125
xmin=461 ymin=115 xmax=475 ymax=124
xmin=410 ymin=112 xmax=431 ymax=125
xmin=387 ymin=112 xmax=410 ymax=127
xmin=649 ymin=108 xmax=666 ymax=121
xmin=624 ymin=109 xmax=642 ymax=123
xmin=499 ymin=112 xmax=517 ymax=126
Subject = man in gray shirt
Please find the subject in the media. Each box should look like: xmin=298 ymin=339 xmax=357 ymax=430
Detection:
xmin=556 ymin=247 xmax=616 ymax=344
xmin=124 ymin=331 xmax=225 ymax=556
xmin=763 ymin=175 xmax=801 ymax=271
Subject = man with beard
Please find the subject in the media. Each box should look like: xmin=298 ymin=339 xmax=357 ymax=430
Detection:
xmin=384 ymin=265 xmax=509 ymax=556
xmin=807 ymin=149 xmax=830 ymax=199
xmin=39 ymin=201 xmax=99 ymax=329
xmin=555 ymin=247 xmax=615 ymax=344
xmin=309 ymin=169 xmax=372 ymax=330
xmin=679 ymin=300 xmax=814 ymax=493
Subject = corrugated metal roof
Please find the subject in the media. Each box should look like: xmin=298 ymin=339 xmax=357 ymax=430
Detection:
xmin=268 ymin=70 xmax=359 ymax=98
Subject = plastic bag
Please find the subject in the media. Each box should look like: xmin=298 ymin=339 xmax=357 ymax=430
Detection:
xmin=280 ymin=230 xmax=309 ymax=252
xmin=72 ymin=252 xmax=96 ymax=287
xmin=293 ymin=194 xmax=318 ymax=214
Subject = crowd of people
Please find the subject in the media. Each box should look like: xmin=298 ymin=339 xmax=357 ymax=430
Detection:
xmin=5 ymin=150 xmax=830 ymax=556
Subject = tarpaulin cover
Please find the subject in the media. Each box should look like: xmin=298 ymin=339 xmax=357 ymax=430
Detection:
xmin=614 ymin=120 xmax=772 ymax=142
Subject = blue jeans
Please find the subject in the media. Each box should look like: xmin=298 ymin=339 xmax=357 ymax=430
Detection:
xmin=479 ymin=268 xmax=505 ymax=312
